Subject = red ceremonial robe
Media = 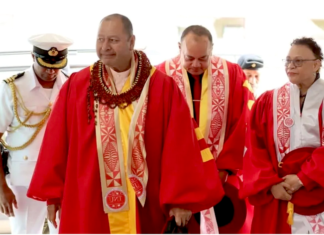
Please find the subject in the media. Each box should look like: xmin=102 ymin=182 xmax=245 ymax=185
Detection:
xmin=156 ymin=60 xmax=250 ymax=172
xmin=27 ymin=66 xmax=223 ymax=234
xmin=156 ymin=59 xmax=254 ymax=233
xmin=241 ymin=90 xmax=324 ymax=234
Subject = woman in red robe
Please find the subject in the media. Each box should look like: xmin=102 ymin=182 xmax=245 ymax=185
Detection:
xmin=241 ymin=37 xmax=324 ymax=234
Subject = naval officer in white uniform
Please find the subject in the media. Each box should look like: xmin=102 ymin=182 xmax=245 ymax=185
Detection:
xmin=0 ymin=33 xmax=73 ymax=234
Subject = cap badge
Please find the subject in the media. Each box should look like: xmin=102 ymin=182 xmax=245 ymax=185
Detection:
xmin=48 ymin=47 xmax=59 ymax=57
xmin=251 ymin=63 xmax=256 ymax=68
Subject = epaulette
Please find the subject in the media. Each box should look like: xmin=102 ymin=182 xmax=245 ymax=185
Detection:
xmin=61 ymin=71 xmax=70 ymax=78
xmin=4 ymin=72 xmax=25 ymax=84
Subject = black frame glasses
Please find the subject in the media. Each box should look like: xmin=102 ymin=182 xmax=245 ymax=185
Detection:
xmin=283 ymin=58 xmax=318 ymax=67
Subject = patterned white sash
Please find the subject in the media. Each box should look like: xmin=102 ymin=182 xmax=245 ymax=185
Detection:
xmin=165 ymin=55 xmax=230 ymax=234
xmin=95 ymin=67 xmax=154 ymax=213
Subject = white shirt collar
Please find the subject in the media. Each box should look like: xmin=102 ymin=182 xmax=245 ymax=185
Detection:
xmin=110 ymin=68 xmax=131 ymax=93
xmin=25 ymin=66 xmax=65 ymax=91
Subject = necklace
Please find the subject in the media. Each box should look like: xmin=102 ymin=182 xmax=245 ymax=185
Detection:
xmin=87 ymin=50 xmax=152 ymax=123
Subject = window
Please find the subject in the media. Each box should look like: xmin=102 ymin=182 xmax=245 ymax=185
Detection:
xmin=214 ymin=18 xmax=245 ymax=39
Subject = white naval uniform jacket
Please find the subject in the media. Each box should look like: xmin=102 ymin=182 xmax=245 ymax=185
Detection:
xmin=0 ymin=67 xmax=67 ymax=186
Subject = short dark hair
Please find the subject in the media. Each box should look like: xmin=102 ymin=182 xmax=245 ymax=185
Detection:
xmin=291 ymin=37 xmax=323 ymax=61
xmin=180 ymin=25 xmax=213 ymax=43
xmin=101 ymin=14 xmax=133 ymax=37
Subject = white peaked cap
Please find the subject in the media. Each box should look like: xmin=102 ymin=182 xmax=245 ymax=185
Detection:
xmin=28 ymin=33 xmax=73 ymax=51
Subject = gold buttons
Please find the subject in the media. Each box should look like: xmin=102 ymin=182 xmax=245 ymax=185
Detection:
xmin=23 ymin=156 xmax=28 ymax=160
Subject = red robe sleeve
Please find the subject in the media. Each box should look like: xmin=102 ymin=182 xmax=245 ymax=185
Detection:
xmin=294 ymin=103 xmax=324 ymax=190
xmin=216 ymin=63 xmax=254 ymax=172
xmin=158 ymin=76 xmax=224 ymax=214
xmin=297 ymin=146 xmax=324 ymax=190
xmin=240 ymin=91 xmax=283 ymax=206
xmin=27 ymin=74 xmax=73 ymax=204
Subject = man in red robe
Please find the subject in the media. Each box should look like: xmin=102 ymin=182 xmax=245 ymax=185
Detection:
xmin=156 ymin=25 xmax=254 ymax=233
xmin=26 ymin=14 xmax=224 ymax=234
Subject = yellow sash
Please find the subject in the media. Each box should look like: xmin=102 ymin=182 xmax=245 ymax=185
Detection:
xmin=107 ymin=78 xmax=137 ymax=233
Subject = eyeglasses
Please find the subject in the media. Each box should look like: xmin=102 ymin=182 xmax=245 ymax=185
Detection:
xmin=283 ymin=58 xmax=318 ymax=67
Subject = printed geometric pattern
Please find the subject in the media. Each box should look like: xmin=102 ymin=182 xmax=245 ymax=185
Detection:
xmin=306 ymin=215 xmax=324 ymax=234
xmin=201 ymin=208 xmax=218 ymax=234
xmin=131 ymin=96 xmax=148 ymax=178
xmin=207 ymin=56 xmax=226 ymax=159
xmin=169 ymin=56 xmax=186 ymax=97
xmin=99 ymin=104 xmax=122 ymax=188
xmin=129 ymin=94 xmax=149 ymax=206
xmin=276 ymin=83 xmax=291 ymax=158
